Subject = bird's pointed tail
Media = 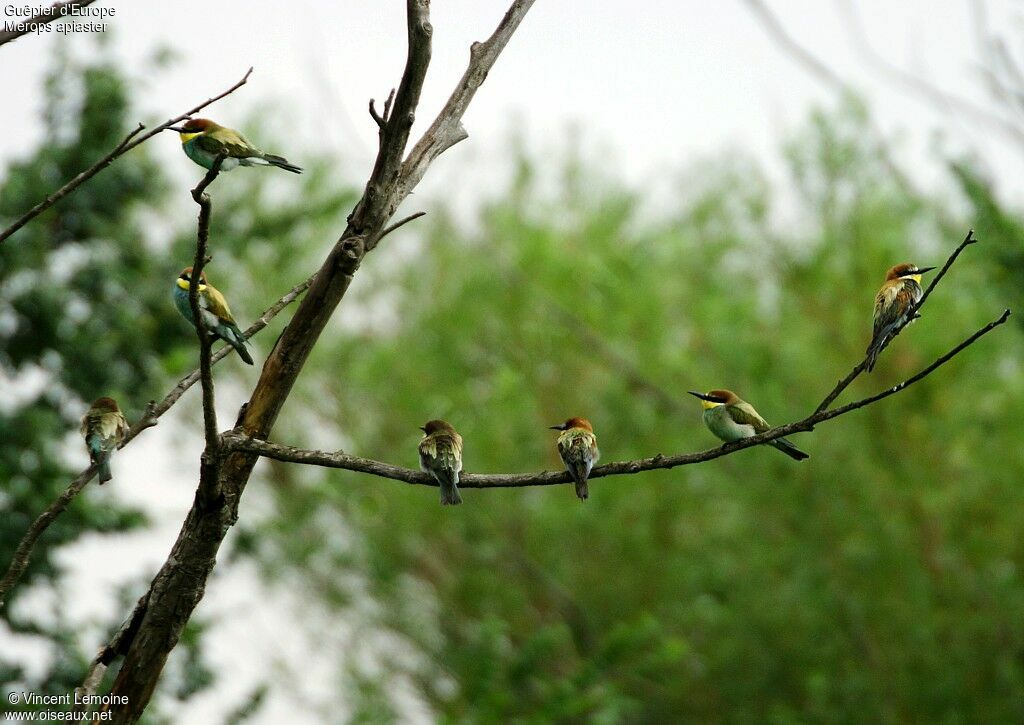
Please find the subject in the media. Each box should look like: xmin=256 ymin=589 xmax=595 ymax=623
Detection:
xmin=439 ymin=471 xmax=462 ymax=506
xmin=770 ymin=437 xmax=809 ymax=461
xmin=262 ymin=153 xmax=302 ymax=174
xmin=570 ymin=463 xmax=590 ymax=501
xmin=233 ymin=340 xmax=254 ymax=365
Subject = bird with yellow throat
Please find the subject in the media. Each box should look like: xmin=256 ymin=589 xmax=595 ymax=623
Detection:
xmin=173 ymin=267 xmax=254 ymax=365
xmin=689 ymin=389 xmax=808 ymax=461
xmin=865 ymin=262 xmax=935 ymax=372
xmin=168 ymin=118 xmax=302 ymax=174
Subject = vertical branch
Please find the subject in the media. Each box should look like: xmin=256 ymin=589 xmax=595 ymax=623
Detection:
xmin=188 ymin=158 xmax=224 ymax=451
xmin=104 ymin=2 xmax=537 ymax=719
xmin=188 ymin=158 xmax=225 ymax=507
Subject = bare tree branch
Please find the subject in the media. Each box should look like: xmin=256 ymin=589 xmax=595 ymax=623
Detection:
xmin=73 ymin=593 xmax=149 ymax=715
xmin=0 ymin=272 xmax=312 ymax=610
xmin=0 ymin=67 xmax=253 ymax=245
xmin=815 ymin=229 xmax=978 ymax=413
xmin=225 ymin=308 xmax=1010 ymax=488
xmin=103 ymin=3 xmax=537 ymax=718
xmin=373 ymin=210 xmax=426 ymax=245
xmin=188 ymin=160 xmax=223 ymax=449
xmin=398 ymin=0 xmax=538 ymax=208
xmin=187 ymin=160 xmax=225 ymax=506
xmin=0 ymin=0 xmax=95 ymax=47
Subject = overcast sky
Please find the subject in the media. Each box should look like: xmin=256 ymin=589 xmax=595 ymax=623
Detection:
xmin=3 ymin=1 xmax=1022 ymax=200
xmin=3 ymin=2 xmax=1022 ymax=722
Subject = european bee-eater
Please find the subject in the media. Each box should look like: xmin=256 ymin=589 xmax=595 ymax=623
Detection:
xmin=80 ymin=397 xmax=129 ymax=484
xmin=168 ymin=118 xmax=302 ymax=174
xmin=865 ymin=262 xmax=935 ymax=372
xmin=418 ymin=419 xmax=464 ymax=506
xmin=173 ymin=267 xmax=254 ymax=365
xmin=550 ymin=417 xmax=600 ymax=501
xmin=688 ymin=389 xmax=808 ymax=461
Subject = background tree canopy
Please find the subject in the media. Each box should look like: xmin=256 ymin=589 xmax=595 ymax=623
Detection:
xmin=3 ymin=40 xmax=1023 ymax=724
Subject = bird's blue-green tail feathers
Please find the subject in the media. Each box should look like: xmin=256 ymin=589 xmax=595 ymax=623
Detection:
xmin=770 ymin=437 xmax=809 ymax=461
xmin=222 ymin=323 xmax=254 ymax=365
xmin=88 ymin=434 xmax=113 ymax=483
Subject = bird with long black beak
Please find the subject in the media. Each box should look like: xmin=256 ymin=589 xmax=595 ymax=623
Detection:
xmin=550 ymin=417 xmax=600 ymax=501
xmin=167 ymin=118 xmax=302 ymax=174
xmin=418 ymin=419 xmax=464 ymax=506
xmin=865 ymin=262 xmax=935 ymax=372
xmin=688 ymin=389 xmax=808 ymax=461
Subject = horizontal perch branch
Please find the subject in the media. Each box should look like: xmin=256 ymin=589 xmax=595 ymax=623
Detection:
xmin=224 ymin=307 xmax=1009 ymax=490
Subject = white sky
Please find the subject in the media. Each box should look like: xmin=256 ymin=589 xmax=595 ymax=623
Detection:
xmin=3 ymin=2 xmax=1023 ymax=723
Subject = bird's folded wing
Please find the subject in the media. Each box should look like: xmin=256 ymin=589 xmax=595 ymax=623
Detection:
xmin=197 ymin=128 xmax=255 ymax=158
xmin=728 ymin=402 xmax=771 ymax=433
xmin=201 ymin=286 xmax=237 ymax=324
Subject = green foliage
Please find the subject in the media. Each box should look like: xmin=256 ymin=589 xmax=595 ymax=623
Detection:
xmin=4 ymin=41 xmax=1023 ymax=722
xmin=0 ymin=47 xmax=177 ymax=695
xmin=247 ymin=103 xmax=1024 ymax=721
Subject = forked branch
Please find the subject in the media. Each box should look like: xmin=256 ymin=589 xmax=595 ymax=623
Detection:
xmin=815 ymin=229 xmax=978 ymax=413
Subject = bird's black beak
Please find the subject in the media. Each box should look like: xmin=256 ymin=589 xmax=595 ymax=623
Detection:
xmin=688 ymin=391 xmax=711 ymax=401
xmin=549 ymin=423 xmax=566 ymax=431
xmin=167 ymin=125 xmax=188 ymax=133
xmin=917 ymin=266 xmax=936 ymax=275
xmin=419 ymin=426 xmax=427 ymax=433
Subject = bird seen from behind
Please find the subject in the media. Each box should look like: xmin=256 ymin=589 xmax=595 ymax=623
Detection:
xmin=418 ymin=419 xmax=464 ymax=506
xmin=80 ymin=397 xmax=129 ymax=484
xmin=550 ymin=417 xmax=600 ymax=501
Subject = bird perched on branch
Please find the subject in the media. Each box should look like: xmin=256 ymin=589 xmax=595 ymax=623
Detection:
xmin=168 ymin=118 xmax=302 ymax=174
xmin=550 ymin=417 xmax=600 ymax=501
xmin=689 ymin=389 xmax=808 ymax=461
xmin=80 ymin=397 xmax=129 ymax=484
xmin=865 ymin=262 xmax=935 ymax=372
xmin=418 ymin=419 xmax=464 ymax=506
xmin=173 ymin=267 xmax=254 ymax=365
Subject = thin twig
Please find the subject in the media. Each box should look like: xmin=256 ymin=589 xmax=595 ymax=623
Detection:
xmin=814 ymin=229 xmax=977 ymax=413
xmin=188 ymin=159 xmax=225 ymax=452
xmin=374 ymin=210 xmax=426 ymax=244
xmin=837 ymin=0 xmax=1024 ymax=148
xmin=0 ymin=274 xmax=312 ymax=609
xmin=188 ymin=159 xmax=226 ymax=506
xmin=0 ymin=68 xmax=253 ymax=245
xmin=368 ymin=88 xmax=396 ymax=130
xmin=226 ymin=309 xmax=1009 ymax=488
xmin=0 ymin=0 xmax=95 ymax=47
